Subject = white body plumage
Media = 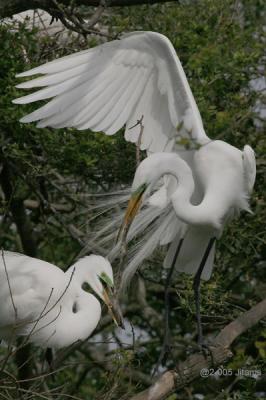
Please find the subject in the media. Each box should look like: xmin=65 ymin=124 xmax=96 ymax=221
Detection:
xmin=120 ymin=140 xmax=255 ymax=286
xmin=0 ymin=252 xmax=115 ymax=349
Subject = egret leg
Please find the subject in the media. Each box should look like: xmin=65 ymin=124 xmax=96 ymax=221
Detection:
xmin=45 ymin=347 xmax=53 ymax=367
xmin=153 ymin=238 xmax=184 ymax=375
xmin=193 ymin=237 xmax=216 ymax=347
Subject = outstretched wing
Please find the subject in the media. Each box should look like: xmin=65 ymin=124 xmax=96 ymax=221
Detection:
xmin=13 ymin=31 xmax=209 ymax=153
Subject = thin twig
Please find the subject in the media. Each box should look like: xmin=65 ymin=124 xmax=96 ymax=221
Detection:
xmin=1 ymin=249 xmax=17 ymax=319
xmin=129 ymin=115 xmax=144 ymax=167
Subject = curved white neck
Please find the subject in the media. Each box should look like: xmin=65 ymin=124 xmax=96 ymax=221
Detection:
xmin=49 ymin=293 xmax=101 ymax=349
xmin=148 ymin=153 xmax=221 ymax=229
xmin=32 ymin=285 xmax=101 ymax=349
xmin=31 ymin=258 xmax=105 ymax=349
xmin=171 ymin=189 xmax=221 ymax=229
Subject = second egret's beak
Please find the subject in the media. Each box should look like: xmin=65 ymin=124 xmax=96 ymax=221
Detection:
xmin=117 ymin=183 xmax=147 ymax=244
xmin=102 ymin=287 xmax=125 ymax=329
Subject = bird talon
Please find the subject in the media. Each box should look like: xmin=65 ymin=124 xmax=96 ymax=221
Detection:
xmin=197 ymin=340 xmax=215 ymax=365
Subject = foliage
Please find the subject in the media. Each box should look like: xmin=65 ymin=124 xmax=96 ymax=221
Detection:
xmin=0 ymin=0 xmax=265 ymax=399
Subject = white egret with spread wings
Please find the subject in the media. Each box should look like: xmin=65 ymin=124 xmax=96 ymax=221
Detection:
xmin=13 ymin=31 xmax=256 ymax=345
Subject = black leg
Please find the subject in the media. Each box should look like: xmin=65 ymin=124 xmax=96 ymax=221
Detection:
xmin=152 ymin=238 xmax=184 ymax=376
xmin=193 ymin=237 xmax=216 ymax=347
xmin=45 ymin=347 xmax=53 ymax=367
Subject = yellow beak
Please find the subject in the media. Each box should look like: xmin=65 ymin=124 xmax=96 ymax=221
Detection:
xmin=102 ymin=287 xmax=125 ymax=329
xmin=117 ymin=184 xmax=146 ymax=244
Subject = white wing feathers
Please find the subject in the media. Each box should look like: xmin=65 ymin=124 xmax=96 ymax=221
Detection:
xmin=13 ymin=31 xmax=208 ymax=153
xmin=243 ymin=145 xmax=256 ymax=194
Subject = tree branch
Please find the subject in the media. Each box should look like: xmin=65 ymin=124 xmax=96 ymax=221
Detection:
xmin=24 ymin=198 xmax=73 ymax=212
xmin=0 ymin=0 xmax=179 ymax=19
xmin=129 ymin=298 xmax=266 ymax=400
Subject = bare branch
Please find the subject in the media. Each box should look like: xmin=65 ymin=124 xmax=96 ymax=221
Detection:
xmin=0 ymin=0 xmax=180 ymax=20
xmin=24 ymin=199 xmax=73 ymax=212
xmin=129 ymin=298 xmax=266 ymax=400
xmin=50 ymin=0 xmax=111 ymax=37
xmin=215 ymin=298 xmax=266 ymax=348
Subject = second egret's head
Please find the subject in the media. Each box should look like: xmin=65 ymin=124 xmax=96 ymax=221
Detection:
xmin=72 ymin=255 xmax=124 ymax=329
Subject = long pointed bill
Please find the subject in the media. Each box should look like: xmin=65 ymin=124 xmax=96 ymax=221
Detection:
xmin=102 ymin=287 xmax=125 ymax=329
xmin=117 ymin=183 xmax=147 ymax=245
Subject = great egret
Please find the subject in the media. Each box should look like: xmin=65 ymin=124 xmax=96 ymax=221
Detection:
xmin=12 ymin=30 xmax=213 ymax=282
xmin=13 ymin=31 xmax=256 ymax=343
xmin=0 ymin=251 xmax=123 ymax=349
xmin=118 ymin=146 xmax=255 ymax=345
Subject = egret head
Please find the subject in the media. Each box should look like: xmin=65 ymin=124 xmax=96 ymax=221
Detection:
xmin=118 ymin=153 xmax=169 ymax=243
xmin=74 ymin=255 xmax=124 ymax=329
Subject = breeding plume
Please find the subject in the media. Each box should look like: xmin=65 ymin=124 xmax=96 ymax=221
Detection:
xmin=118 ymin=146 xmax=255 ymax=346
xmin=0 ymin=252 xmax=122 ymax=349
xmin=13 ymin=31 xmax=256 ymax=342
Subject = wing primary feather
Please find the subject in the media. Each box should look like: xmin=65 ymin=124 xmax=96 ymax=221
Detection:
xmin=21 ymin=67 xmax=121 ymax=125
xmin=55 ymin=66 xmax=129 ymax=129
xmin=105 ymin=68 xmax=150 ymax=135
xmin=14 ymin=59 xmax=114 ymax=106
xmin=85 ymin=67 xmax=147 ymax=133
xmin=15 ymin=42 xmax=119 ymax=77
xmin=73 ymin=67 xmax=134 ymax=129
xmin=16 ymin=63 xmax=99 ymax=89
xmin=125 ymin=73 xmax=154 ymax=143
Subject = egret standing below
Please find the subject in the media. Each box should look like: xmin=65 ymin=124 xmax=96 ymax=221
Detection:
xmin=0 ymin=251 xmax=123 ymax=349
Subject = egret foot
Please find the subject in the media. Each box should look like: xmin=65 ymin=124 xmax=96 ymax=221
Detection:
xmin=152 ymin=342 xmax=172 ymax=376
xmin=187 ymin=339 xmax=215 ymax=365
xmin=197 ymin=340 xmax=215 ymax=365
